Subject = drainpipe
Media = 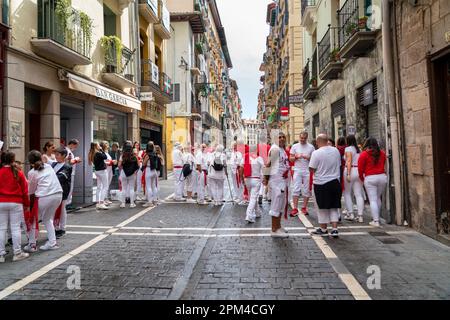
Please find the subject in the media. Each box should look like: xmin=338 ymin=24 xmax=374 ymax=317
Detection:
xmin=382 ymin=0 xmax=403 ymax=225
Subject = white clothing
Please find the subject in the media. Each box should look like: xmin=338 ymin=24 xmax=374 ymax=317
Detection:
xmin=105 ymin=152 xmax=113 ymax=193
xmin=66 ymin=148 xmax=77 ymax=205
xmin=43 ymin=154 xmax=56 ymax=165
xmin=317 ymin=208 xmax=340 ymax=224
xmin=28 ymin=164 xmax=63 ymax=197
xmin=309 ymin=146 xmax=341 ymax=185
xmin=231 ymin=170 xmax=244 ymax=202
xmin=120 ymin=171 xmax=137 ymax=204
xmin=344 ymin=146 xmax=360 ymax=166
xmin=248 ymin=155 xmax=264 ymax=178
xmin=0 ymin=202 xmax=23 ymax=255
xmin=245 ymin=178 xmax=262 ymax=222
xmin=230 ymin=151 xmax=244 ymax=173
xmin=56 ymin=200 xmax=67 ymax=231
xmin=268 ymin=144 xmax=290 ymax=178
xmin=183 ymin=152 xmax=196 ymax=194
xmin=28 ymin=193 xmax=62 ymax=246
xmin=268 ymin=145 xmax=290 ymax=218
xmin=364 ymin=174 xmax=387 ymax=222
xmin=343 ymin=168 xmax=365 ymax=216
xmin=290 ymin=142 xmax=315 ymax=172
xmin=145 ymin=169 xmax=158 ymax=202
xmin=196 ymin=170 xmax=207 ymax=202
xmin=172 ymin=149 xmax=184 ymax=167
xmin=173 ymin=168 xmax=185 ymax=200
xmin=208 ymin=152 xmax=227 ymax=180
xmin=95 ymin=169 xmax=109 ymax=203
xmin=195 ymin=151 xmax=208 ymax=170
xmin=292 ymin=170 xmax=311 ymax=197
xmin=209 ymin=178 xmax=224 ymax=202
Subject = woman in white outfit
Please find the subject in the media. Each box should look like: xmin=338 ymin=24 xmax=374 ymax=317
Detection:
xmin=88 ymin=143 xmax=109 ymax=210
xmin=358 ymin=138 xmax=388 ymax=227
xmin=42 ymin=141 xmax=56 ymax=165
xmin=100 ymin=141 xmax=114 ymax=205
xmin=143 ymin=142 xmax=160 ymax=207
xmin=134 ymin=142 xmax=144 ymax=200
xmin=208 ymin=145 xmax=227 ymax=206
xmin=25 ymin=150 xmax=63 ymax=252
xmin=119 ymin=141 xmax=140 ymax=208
xmin=0 ymin=151 xmax=30 ymax=262
xmin=343 ymin=135 xmax=365 ymax=222
xmin=244 ymin=145 xmax=264 ymax=223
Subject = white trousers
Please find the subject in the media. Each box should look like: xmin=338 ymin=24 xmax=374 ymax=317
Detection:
xmin=174 ymin=168 xmax=185 ymax=199
xmin=209 ymin=178 xmax=224 ymax=202
xmin=231 ymin=170 xmax=244 ymax=202
xmin=317 ymin=208 xmax=340 ymax=224
xmin=67 ymin=173 xmax=76 ymax=205
xmin=343 ymin=168 xmax=365 ymax=216
xmin=145 ymin=169 xmax=158 ymax=202
xmin=120 ymin=172 xmax=137 ymax=204
xmin=136 ymin=167 xmax=143 ymax=194
xmin=56 ymin=200 xmax=67 ymax=231
xmin=191 ymin=170 xmax=198 ymax=195
xmin=259 ymin=183 xmax=264 ymax=196
xmin=95 ymin=169 xmax=109 ymax=203
xmin=185 ymin=173 xmax=195 ymax=193
xmin=197 ymin=171 xmax=207 ymax=201
xmin=269 ymin=177 xmax=288 ymax=218
xmin=28 ymin=193 xmax=62 ymax=246
xmin=364 ymin=174 xmax=387 ymax=222
xmin=292 ymin=170 xmax=311 ymax=197
xmin=245 ymin=178 xmax=262 ymax=222
xmin=0 ymin=202 xmax=23 ymax=255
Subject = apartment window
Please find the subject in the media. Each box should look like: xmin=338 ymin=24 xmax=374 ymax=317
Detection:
xmin=103 ymin=4 xmax=117 ymax=36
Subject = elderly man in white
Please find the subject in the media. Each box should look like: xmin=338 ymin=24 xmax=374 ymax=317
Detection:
xmin=172 ymin=142 xmax=185 ymax=201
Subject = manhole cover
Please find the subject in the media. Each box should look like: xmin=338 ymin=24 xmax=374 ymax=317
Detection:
xmin=368 ymin=231 xmax=390 ymax=237
xmin=376 ymin=237 xmax=403 ymax=244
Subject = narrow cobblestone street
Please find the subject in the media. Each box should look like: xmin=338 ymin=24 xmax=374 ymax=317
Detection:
xmin=0 ymin=178 xmax=448 ymax=300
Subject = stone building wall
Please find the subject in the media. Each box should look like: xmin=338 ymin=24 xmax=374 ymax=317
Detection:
xmin=396 ymin=0 xmax=450 ymax=238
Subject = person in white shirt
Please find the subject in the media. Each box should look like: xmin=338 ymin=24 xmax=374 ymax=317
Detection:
xmin=183 ymin=145 xmax=197 ymax=204
xmin=343 ymin=135 xmax=365 ymax=222
xmin=263 ymin=132 xmax=290 ymax=238
xmin=172 ymin=142 xmax=185 ymax=201
xmin=208 ymin=144 xmax=227 ymax=206
xmin=289 ymin=132 xmax=315 ymax=216
xmin=195 ymin=144 xmax=209 ymax=205
xmin=244 ymin=144 xmax=264 ymax=223
xmin=230 ymin=142 xmax=244 ymax=204
xmin=100 ymin=141 xmax=114 ymax=205
xmin=25 ymin=151 xmax=63 ymax=253
xmin=309 ymin=134 xmax=342 ymax=238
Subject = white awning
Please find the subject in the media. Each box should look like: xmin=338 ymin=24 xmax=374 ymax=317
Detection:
xmin=67 ymin=73 xmax=141 ymax=111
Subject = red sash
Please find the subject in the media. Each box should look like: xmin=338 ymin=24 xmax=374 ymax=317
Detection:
xmin=25 ymin=197 xmax=39 ymax=237
xmin=283 ymin=170 xmax=290 ymax=220
xmin=54 ymin=202 xmax=63 ymax=228
xmin=235 ymin=170 xmax=241 ymax=188
xmin=142 ymin=167 xmax=147 ymax=193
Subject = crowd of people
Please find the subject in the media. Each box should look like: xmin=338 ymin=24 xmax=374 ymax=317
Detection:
xmin=169 ymin=131 xmax=387 ymax=238
xmin=0 ymin=130 xmax=387 ymax=262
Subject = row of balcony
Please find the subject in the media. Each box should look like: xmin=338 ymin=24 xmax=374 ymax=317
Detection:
xmin=302 ymin=0 xmax=379 ymax=101
xmin=141 ymin=59 xmax=173 ymax=104
xmin=138 ymin=0 xmax=170 ymax=39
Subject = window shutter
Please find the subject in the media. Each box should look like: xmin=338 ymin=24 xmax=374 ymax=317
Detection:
xmin=173 ymin=83 xmax=180 ymax=102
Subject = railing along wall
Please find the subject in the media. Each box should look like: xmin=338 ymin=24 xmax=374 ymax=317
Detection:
xmin=338 ymin=0 xmax=359 ymax=48
xmin=318 ymin=25 xmax=340 ymax=74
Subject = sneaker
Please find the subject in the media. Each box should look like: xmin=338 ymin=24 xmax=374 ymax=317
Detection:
xmin=369 ymin=221 xmax=380 ymax=227
xmin=271 ymin=228 xmax=289 ymax=238
xmin=13 ymin=252 xmax=29 ymax=262
xmin=290 ymin=208 xmax=299 ymax=217
xmin=0 ymin=255 xmax=4 ymax=263
xmin=130 ymin=203 xmax=136 ymax=208
xmin=143 ymin=202 xmax=154 ymax=208
xmin=120 ymin=203 xmax=126 ymax=208
xmin=104 ymin=200 xmax=112 ymax=205
xmin=357 ymin=216 xmax=364 ymax=223
xmin=40 ymin=242 xmax=59 ymax=251
xmin=174 ymin=197 xmax=186 ymax=202
xmin=7 ymin=238 xmax=13 ymax=246
xmin=301 ymin=207 xmax=309 ymax=216
xmin=186 ymin=198 xmax=197 ymax=204
xmin=258 ymin=195 xmax=263 ymax=205
xmin=344 ymin=213 xmax=355 ymax=221
xmin=197 ymin=200 xmax=207 ymax=205
xmin=24 ymin=244 xmax=37 ymax=253
xmin=55 ymin=230 xmax=66 ymax=239
xmin=245 ymin=219 xmax=255 ymax=224
xmin=330 ymin=229 xmax=339 ymax=238
xmin=96 ymin=204 xmax=109 ymax=210
xmin=312 ymin=228 xmax=328 ymax=236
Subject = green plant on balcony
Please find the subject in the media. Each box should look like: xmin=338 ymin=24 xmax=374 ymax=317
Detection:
xmin=80 ymin=12 xmax=93 ymax=51
xmin=55 ymin=0 xmax=71 ymax=41
xmin=329 ymin=48 xmax=341 ymax=62
xmin=195 ymin=42 xmax=204 ymax=55
xmin=345 ymin=22 xmax=358 ymax=36
xmin=100 ymin=35 xmax=123 ymax=73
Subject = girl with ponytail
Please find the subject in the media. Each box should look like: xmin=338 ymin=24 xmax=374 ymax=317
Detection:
xmin=25 ymin=150 xmax=63 ymax=253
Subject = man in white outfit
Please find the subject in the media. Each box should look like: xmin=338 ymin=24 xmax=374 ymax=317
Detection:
xmin=230 ymin=142 xmax=244 ymax=204
xmin=309 ymin=134 xmax=342 ymax=238
xmin=263 ymin=132 xmax=290 ymax=238
xmin=195 ymin=144 xmax=209 ymax=205
xmin=183 ymin=145 xmax=197 ymax=204
xmin=289 ymin=132 xmax=315 ymax=216
xmin=172 ymin=142 xmax=185 ymax=201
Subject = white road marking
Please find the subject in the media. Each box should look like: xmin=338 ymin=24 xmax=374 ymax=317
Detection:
xmin=111 ymin=232 xmax=310 ymax=238
xmin=65 ymin=225 xmax=113 ymax=229
xmin=0 ymin=206 xmax=157 ymax=300
xmin=297 ymin=214 xmax=372 ymax=300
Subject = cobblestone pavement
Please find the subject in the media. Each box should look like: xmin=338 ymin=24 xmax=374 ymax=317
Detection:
xmin=0 ymin=176 xmax=449 ymax=300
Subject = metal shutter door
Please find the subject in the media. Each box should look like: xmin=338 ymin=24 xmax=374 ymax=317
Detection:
xmin=367 ymin=104 xmax=379 ymax=141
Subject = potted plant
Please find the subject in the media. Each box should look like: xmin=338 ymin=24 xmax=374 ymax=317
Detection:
xmin=100 ymin=36 xmax=123 ymax=73
xmin=345 ymin=22 xmax=358 ymax=36
xmin=359 ymin=16 xmax=369 ymax=30
xmin=330 ymin=48 xmax=341 ymax=62
xmin=309 ymin=77 xmax=317 ymax=87
xmin=195 ymin=42 xmax=204 ymax=55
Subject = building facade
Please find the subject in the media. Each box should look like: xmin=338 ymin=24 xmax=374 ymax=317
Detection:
xmin=2 ymin=0 xmax=141 ymax=204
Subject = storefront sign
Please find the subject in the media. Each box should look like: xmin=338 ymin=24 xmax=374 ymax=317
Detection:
xmin=140 ymin=92 xmax=153 ymax=101
xmin=289 ymin=94 xmax=303 ymax=104
xmin=362 ymin=82 xmax=374 ymax=106
xmin=66 ymin=73 xmax=141 ymax=111
xmin=347 ymin=125 xmax=356 ymax=135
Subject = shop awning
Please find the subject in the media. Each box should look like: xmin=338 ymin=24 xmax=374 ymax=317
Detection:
xmin=67 ymin=73 xmax=141 ymax=111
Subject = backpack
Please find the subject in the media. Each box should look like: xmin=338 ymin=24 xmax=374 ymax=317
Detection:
xmin=149 ymin=152 xmax=161 ymax=171
xmin=52 ymin=163 xmax=72 ymax=200
xmin=182 ymin=163 xmax=193 ymax=178
xmin=212 ymin=153 xmax=224 ymax=171
xmin=123 ymin=156 xmax=139 ymax=177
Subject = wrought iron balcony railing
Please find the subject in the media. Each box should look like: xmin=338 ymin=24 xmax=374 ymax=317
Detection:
xmin=338 ymin=0 xmax=359 ymax=48
xmin=318 ymin=25 xmax=341 ymax=74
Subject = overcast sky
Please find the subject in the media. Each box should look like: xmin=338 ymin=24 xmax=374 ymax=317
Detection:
xmin=216 ymin=0 xmax=269 ymax=120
